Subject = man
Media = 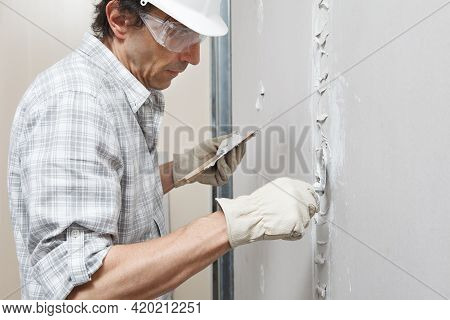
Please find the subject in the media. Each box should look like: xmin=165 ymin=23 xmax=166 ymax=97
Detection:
xmin=8 ymin=0 xmax=319 ymax=300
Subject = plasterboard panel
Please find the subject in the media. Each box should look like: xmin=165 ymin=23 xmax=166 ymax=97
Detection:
xmin=323 ymin=0 xmax=450 ymax=299
xmin=231 ymin=0 xmax=316 ymax=299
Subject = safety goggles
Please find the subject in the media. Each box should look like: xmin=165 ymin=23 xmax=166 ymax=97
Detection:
xmin=140 ymin=12 xmax=206 ymax=53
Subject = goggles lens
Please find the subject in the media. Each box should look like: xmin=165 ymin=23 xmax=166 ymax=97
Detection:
xmin=140 ymin=12 xmax=205 ymax=53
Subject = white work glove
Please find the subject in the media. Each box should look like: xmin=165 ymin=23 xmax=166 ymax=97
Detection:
xmin=172 ymin=134 xmax=246 ymax=188
xmin=216 ymin=177 xmax=320 ymax=248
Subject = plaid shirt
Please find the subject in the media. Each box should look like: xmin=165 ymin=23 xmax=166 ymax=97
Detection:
xmin=8 ymin=33 xmax=168 ymax=300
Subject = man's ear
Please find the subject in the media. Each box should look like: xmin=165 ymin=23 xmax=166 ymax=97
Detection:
xmin=105 ymin=0 xmax=132 ymax=40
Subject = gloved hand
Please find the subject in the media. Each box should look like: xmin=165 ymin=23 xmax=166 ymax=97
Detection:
xmin=172 ymin=134 xmax=246 ymax=188
xmin=216 ymin=177 xmax=320 ymax=248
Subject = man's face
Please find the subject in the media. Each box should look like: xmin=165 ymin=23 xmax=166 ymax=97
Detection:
xmin=119 ymin=7 xmax=201 ymax=90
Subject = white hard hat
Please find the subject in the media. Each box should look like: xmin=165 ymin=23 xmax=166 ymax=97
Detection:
xmin=141 ymin=0 xmax=228 ymax=37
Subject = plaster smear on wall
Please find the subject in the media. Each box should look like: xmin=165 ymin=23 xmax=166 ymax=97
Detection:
xmin=319 ymin=0 xmax=330 ymax=10
xmin=255 ymin=1 xmax=264 ymax=113
xmin=326 ymin=77 xmax=346 ymax=187
xmin=256 ymin=0 xmax=264 ymax=35
xmin=259 ymin=264 xmax=265 ymax=294
xmin=311 ymin=0 xmax=347 ymax=299
xmin=322 ymin=74 xmax=346 ymax=301
xmin=313 ymin=0 xmax=348 ymax=299
xmin=311 ymin=0 xmax=332 ymax=300
xmin=256 ymin=80 xmax=265 ymax=111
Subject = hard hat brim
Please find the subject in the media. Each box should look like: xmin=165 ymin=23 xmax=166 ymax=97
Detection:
xmin=148 ymin=0 xmax=229 ymax=37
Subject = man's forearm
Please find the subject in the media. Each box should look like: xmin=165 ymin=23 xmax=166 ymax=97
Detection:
xmin=159 ymin=161 xmax=174 ymax=194
xmin=66 ymin=211 xmax=230 ymax=300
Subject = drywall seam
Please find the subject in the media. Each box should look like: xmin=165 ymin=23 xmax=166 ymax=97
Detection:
xmin=312 ymin=0 xmax=332 ymax=300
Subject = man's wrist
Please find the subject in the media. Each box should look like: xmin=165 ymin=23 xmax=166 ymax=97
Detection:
xmin=210 ymin=210 xmax=231 ymax=250
xmin=160 ymin=161 xmax=175 ymax=194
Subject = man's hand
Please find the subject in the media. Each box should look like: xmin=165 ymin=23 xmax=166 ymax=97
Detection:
xmin=216 ymin=177 xmax=320 ymax=248
xmin=172 ymin=134 xmax=246 ymax=188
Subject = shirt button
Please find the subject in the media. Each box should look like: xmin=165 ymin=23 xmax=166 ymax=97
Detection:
xmin=71 ymin=229 xmax=80 ymax=238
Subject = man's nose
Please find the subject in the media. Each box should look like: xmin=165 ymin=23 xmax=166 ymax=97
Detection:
xmin=179 ymin=42 xmax=201 ymax=65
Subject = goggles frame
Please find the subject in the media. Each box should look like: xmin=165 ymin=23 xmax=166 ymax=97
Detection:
xmin=140 ymin=11 xmax=206 ymax=53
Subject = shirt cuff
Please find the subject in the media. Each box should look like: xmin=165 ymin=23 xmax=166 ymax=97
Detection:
xmin=30 ymin=225 xmax=113 ymax=300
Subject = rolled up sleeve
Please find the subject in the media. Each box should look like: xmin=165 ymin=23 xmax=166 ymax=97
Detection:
xmin=20 ymin=91 xmax=123 ymax=299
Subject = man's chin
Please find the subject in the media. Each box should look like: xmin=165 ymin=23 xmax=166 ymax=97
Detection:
xmin=148 ymin=79 xmax=172 ymax=91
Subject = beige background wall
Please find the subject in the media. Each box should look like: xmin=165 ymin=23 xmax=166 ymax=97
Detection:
xmin=0 ymin=0 xmax=211 ymax=300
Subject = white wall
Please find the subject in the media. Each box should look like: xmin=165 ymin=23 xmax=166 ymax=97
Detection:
xmin=324 ymin=0 xmax=450 ymax=299
xmin=1 ymin=0 xmax=212 ymax=300
xmin=231 ymin=0 xmax=316 ymax=299
xmin=231 ymin=0 xmax=450 ymax=299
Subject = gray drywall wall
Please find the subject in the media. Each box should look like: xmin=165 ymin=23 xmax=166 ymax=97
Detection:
xmin=231 ymin=0 xmax=450 ymax=299
xmin=231 ymin=0 xmax=316 ymax=299
xmin=323 ymin=0 xmax=450 ymax=299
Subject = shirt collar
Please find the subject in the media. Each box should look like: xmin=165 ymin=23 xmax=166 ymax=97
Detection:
xmin=76 ymin=32 xmax=164 ymax=113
